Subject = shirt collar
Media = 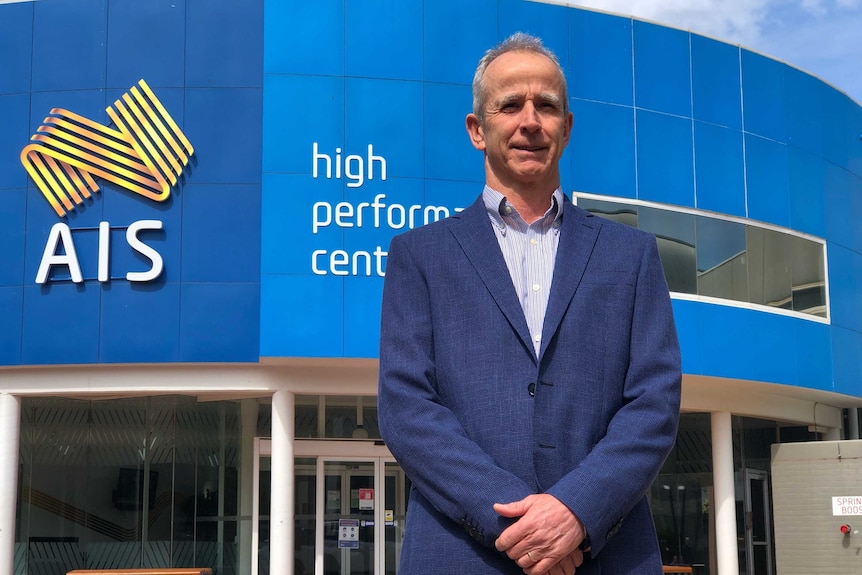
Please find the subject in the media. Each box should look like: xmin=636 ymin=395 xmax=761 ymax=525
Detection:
xmin=483 ymin=185 xmax=565 ymax=232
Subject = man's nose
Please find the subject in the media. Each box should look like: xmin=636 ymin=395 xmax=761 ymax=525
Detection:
xmin=519 ymin=102 xmax=541 ymax=131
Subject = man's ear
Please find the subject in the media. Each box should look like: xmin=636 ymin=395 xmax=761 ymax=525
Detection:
xmin=563 ymin=111 xmax=574 ymax=146
xmin=465 ymin=113 xmax=486 ymax=151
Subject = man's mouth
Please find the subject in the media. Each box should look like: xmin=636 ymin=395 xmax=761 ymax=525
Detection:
xmin=513 ymin=145 xmax=547 ymax=152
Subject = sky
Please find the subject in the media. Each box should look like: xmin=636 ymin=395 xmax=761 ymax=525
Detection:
xmin=556 ymin=0 xmax=862 ymax=104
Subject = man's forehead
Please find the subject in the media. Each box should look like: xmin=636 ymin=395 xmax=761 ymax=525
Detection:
xmin=485 ymin=51 xmax=565 ymax=88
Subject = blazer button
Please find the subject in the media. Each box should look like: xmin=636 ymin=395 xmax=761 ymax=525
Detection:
xmin=527 ymin=382 xmax=536 ymax=397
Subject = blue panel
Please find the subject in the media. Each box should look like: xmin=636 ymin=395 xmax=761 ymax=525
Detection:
xmin=0 ymin=94 xmax=30 ymax=190
xmin=24 ymin=197 xmax=104 ymax=284
xmin=570 ymin=100 xmax=635 ymax=198
xmin=696 ymin=303 xmax=796 ymax=385
xmin=424 ymin=83 xmax=483 ymax=183
xmin=633 ymin=21 xmax=691 ymax=117
xmin=264 ymin=0 xmax=343 ymax=76
xmin=98 ymin=184 xmax=182 ymax=284
xmin=783 ymin=67 xmax=823 ymax=157
xmin=21 ymin=283 xmax=101 ymax=364
xmin=345 ymin=78 xmax=424 ymax=179
xmin=29 ymin=89 xmax=109 ymax=134
xmin=569 ymin=9 xmax=633 ymax=106
xmin=424 ymin=0 xmax=497 ymax=85
xmin=346 ymin=0 xmax=422 ymax=80
xmin=263 ymin=75 xmax=344 ymax=174
xmin=262 ymin=173 xmax=344 ymax=275
xmin=824 ymin=163 xmax=852 ymax=251
xmin=498 ymin=0 xmax=569 ymax=75
xmin=342 ymin=178 xmax=424 ymax=259
xmin=788 ymin=147 xmax=826 ymax=237
xmin=344 ymin=275 xmax=384 ymax=358
xmin=186 ymin=0 xmax=263 ymax=88
xmin=694 ymin=122 xmax=745 ymax=216
xmin=741 ymin=50 xmax=786 ymax=143
xmin=820 ymin=87 xmax=850 ymax=169
xmin=100 ymin=282 xmax=180 ymax=362
xmin=424 ymin=179 xmax=481 ymax=213
xmin=0 ymin=287 xmax=22 ymax=365
xmin=106 ymin=0 xmax=185 ymax=90
xmin=744 ymin=134 xmax=790 ymax=227
xmin=851 ymin=175 xmax=862 ymax=254
xmin=184 ymin=88 xmax=262 ymax=184
xmin=0 ymin=189 xmax=27 ymax=288
xmin=179 ymin=282 xmax=259 ymax=362
xmin=832 ymin=326 xmax=862 ymax=396
xmin=795 ymin=319 xmax=832 ymax=390
xmin=670 ymin=299 xmax=703 ymax=375
xmin=0 ymin=1 xmax=33 ymax=95
xmin=848 ymin=103 xmax=862 ymax=178
xmin=691 ymin=35 xmax=741 ymax=129
xmin=31 ymin=0 xmax=107 ymax=92
xmin=260 ymin=274 xmax=343 ymax=357
xmin=635 ymin=110 xmax=694 ymax=207
xmin=828 ymin=244 xmax=862 ymax=333
xmin=181 ymin=183 xmax=261 ymax=282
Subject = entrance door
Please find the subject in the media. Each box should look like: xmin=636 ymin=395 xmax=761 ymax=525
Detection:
xmin=253 ymin=440 xmax=409 ymax=575
xmin=743 ymin=469 xmax=773 ymax=575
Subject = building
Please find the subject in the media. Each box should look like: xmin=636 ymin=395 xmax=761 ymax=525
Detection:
xmin=1 ymin=0 xmax=860 ymax=574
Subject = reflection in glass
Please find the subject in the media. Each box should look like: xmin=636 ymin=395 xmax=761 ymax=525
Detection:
xmin=696 ymin=216 xmax=748 ymax=302
xmin=788 ymin=236 xmax=826 ymax=317
xmin=746 ymin=227 xmax=792 ymax=310
xmin=639 ymin=207 xmax=696 ymax=294
xmin=576 ymin=198 xmax=637 ymax=227
xmin=295 ymin=396 xmax=381 ymax=440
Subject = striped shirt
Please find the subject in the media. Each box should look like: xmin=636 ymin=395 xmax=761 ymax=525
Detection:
xmin=483 ymin=185 xmax=563 ymax=356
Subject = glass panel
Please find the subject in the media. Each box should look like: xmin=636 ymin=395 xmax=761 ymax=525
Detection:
xmin=295 ymin=458 xmax=316 ymax=575
xmin=295 ymin=396 xmax=320 ymax=438
xmin=322 ymin=396 xmax=381 ymax=440
xmin=752 ymin=544 xmax=768 ymax=574
xmin=746 ymin=226 xmax=792 ymax=310
xmin=638 ymin=206 xmax=696 ymax=294
xmin=324 ymin=461 xmax=375 ymax=575
xmin=789 ymin=235 xmax=826 ymax=317
xmin=696 ymin=216 xmax=748 ymax=301
xmin=651 ymin=413 xmax=712 ymax=573
xmin=749 ymin=478 xmax=767 ymax=542
xmin=576 ymin=198 xmax=638 ymax=227
xmin=384 ymin=462 xmax=409 ymax=575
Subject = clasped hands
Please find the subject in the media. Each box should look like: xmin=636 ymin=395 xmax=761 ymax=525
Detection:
xmin=494 ymin=494 xmax=588 ymax=575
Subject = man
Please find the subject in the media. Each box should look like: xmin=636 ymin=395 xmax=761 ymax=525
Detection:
xmin=378 ymin=33 xmax=681 ymax=575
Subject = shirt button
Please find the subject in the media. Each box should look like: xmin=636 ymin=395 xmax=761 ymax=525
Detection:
xmin=532 ymin=284 xmax=541 ymax=292
xmin=534 ymin=333 xmax=541 ymax=343
xmin=530 ymin=238 xmax=538 ymax=245
xmin=504 ymin=205 xmax=513 ymax=215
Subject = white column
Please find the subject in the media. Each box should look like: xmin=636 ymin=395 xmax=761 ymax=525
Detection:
xmin=270 ymin=390 xmax=295 ymax=575
xmin=239 ymin=399 xmax=260 ymax=575
xmin=848 ymin=408 xmax=860 ymax=440
xmin=711 ymin=411 xmax=739 ymax=575
xmin=0 ymin=394 xmax=21 ymax=575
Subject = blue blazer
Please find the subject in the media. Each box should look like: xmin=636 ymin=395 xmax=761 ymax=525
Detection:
xmin=378 ymin=195 xmax=682 ymax=574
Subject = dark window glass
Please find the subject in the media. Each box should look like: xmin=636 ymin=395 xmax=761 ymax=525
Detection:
xmin=577 ymin=198 xmax=638 ymax=227
xmin=639 ymin=206 xmax=696 ymax=294
xmin=746 ymin=227 xmax=792 ymax=310
xmin=696 ymin=216 xmax=748 ymax=302
xmin=788 ymin=235 xmax=826 ymax=317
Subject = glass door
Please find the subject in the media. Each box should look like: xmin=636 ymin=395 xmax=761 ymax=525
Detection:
xmin=743 ymin=469 xmax=773 ymax=575
xmin=253 ymin=440 xmax=408 ymax=575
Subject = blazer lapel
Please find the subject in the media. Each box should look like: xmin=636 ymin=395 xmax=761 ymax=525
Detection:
xmin=447 ymin=197 xmax=536 ymax=361
xmin=539 ymin=199 xmax=601 ymax=361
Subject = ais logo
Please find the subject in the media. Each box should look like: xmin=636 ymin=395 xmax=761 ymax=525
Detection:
xmin=20 ymin=80 xmax=194 ymax=284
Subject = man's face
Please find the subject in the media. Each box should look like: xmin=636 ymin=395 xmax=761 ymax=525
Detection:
xmin=466 ymin=50 xmax=573 ymax=193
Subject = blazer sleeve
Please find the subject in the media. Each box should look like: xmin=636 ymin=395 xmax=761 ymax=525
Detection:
xmin=378 ymin=233 xmax=535 ymax=549
xmin=545 ymin=234 xmax=682 ymax=555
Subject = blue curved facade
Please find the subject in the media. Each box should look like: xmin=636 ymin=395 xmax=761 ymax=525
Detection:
xmin=1 ymin=1 xmax=861 ymax=391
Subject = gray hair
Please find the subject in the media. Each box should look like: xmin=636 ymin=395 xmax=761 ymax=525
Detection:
xmin=471 ymin=32 xmax=569 ymax=122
